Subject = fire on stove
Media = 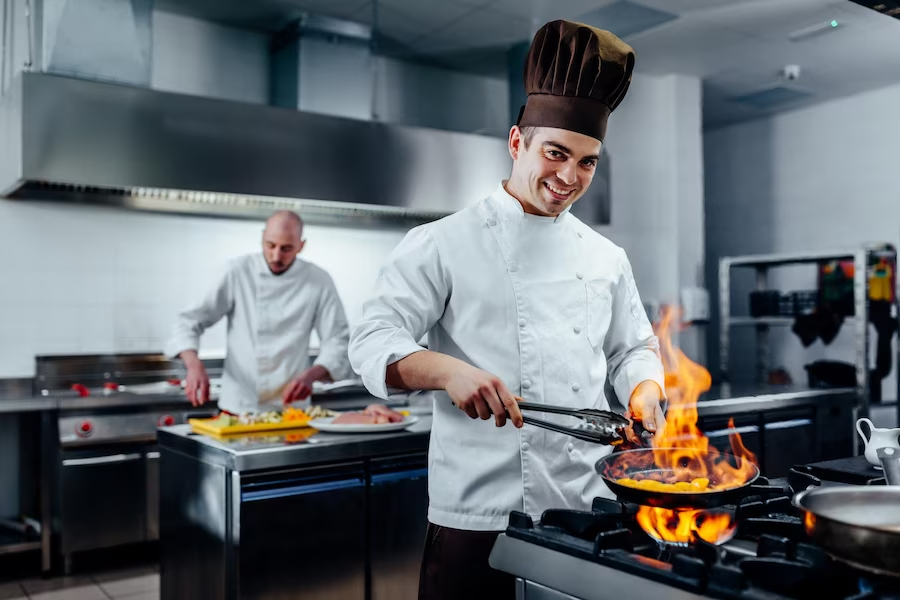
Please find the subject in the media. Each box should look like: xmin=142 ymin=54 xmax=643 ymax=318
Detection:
xmin=636 ymin=507 xmax=736 ymax=546
xmin=494 ymin=307 xmax=900 ymax=599
xmin=596 ymin=307 xmax=761 ymax=545
xmin=504 ymin=466 xmax=899 ymax=599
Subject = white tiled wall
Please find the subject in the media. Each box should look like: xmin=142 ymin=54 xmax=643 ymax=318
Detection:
xmin=0 ymin=200 xmax=407 ymax=377
xmin=705 ymin=82 xmax=900 ymax=397
xmin=598 ymin=74 xmax=707 ymax=360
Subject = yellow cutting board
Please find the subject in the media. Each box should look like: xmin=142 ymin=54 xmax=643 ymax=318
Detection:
xmin=189 ymin=417 xmax=311 ymax=436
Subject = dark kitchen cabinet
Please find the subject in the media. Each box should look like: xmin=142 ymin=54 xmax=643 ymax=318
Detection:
xmin=369 ymin=454 xmax=429 ymax=600
xmin=699 ymin=407 xmax=821 ymax=478
xmin=699 ymin=414 xmax=762 ymax=461
xmin=239 ymin=463 xmax=367 ymax=600
xmin=59 ymin=447 xmax=147 ymax=561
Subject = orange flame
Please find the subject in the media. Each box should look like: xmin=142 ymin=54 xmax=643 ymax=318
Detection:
xmin=609 ymin=306 xmax=760 ymax=543
xmin=648 ymin=306 xmax=758 ymax=488
xmin=636 ymin=506 xmax=736 ymax=545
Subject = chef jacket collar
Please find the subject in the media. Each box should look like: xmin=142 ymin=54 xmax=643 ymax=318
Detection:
xmin=254 ymin=252 xmax=306 ymax=278
xmin=494 ymin=182 xmax=572 ymax=224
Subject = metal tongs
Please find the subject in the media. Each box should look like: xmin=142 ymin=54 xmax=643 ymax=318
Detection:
xmin=515 ymin=401 xmax=631 ymax=445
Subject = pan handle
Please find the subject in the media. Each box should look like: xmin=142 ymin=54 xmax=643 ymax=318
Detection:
xmin=521 ymin=416 xmax=618 ymax=444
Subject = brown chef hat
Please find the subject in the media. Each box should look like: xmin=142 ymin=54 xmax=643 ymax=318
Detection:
xmin=517 ymin=20 xmax=635 ymax=142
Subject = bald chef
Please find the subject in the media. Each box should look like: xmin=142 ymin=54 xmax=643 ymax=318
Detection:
xmin=166 ymin=210 xmax=351 ymax=413
xmin=349 ymin=20 xmax=667 ymax=600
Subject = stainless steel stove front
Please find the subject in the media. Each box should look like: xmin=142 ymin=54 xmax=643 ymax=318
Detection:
xmin=517 ymin=578 xmax=580 ymax=600
xmin=490 ymin=534 xmax=708 ymax=600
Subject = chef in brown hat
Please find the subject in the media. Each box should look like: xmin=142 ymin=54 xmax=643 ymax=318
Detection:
xmin=350 ymin=20 xmax=666 ymax=599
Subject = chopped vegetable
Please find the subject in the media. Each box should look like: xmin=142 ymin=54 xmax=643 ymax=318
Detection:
xmin=616 ymin=476 xmax=719 ymax=493
xmin=203 ymin=406 xmax=337 ymax=429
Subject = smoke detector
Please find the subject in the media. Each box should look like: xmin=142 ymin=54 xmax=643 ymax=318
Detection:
xmin=781 ymin=65 xmax=801 ymax=82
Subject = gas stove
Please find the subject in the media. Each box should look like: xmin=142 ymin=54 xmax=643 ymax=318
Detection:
xmin=489 ymin=457 xmax=900 ymax=600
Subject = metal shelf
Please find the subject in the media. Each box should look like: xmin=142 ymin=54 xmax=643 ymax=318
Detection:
xmin=728 ymin=317 xmax=796 ymax=326
xmin=0 ymin=529 xmax=41 ymax=556
xmin=728 ymin=316 xmax=858 ymax=327
xmin=723 ymin=249 xmax=859 ymax=269
xmin=719 ymin=246 xmax=892 ymax=443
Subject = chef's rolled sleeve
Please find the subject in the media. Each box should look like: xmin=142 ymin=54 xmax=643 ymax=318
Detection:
xmin=311 ymin=278 xmax=352 ymax=381
xmin=164 ymin=267 xmax=234 ymax=360
xmin=603 ymin=249 xmax=666 ymax=409
xmin=349 ymin=227 xmax=450 ymax=400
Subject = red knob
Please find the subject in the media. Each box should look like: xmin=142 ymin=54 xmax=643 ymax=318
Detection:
xmin=77 ymin=421 xmax=93 ymax=436
xmin=103 ymin=382 xmax=118 ymax=391
xmin=160 ymin=415 xmax=175 ymax=427
xmin=71 ymin=384 xmax=90 ymax=397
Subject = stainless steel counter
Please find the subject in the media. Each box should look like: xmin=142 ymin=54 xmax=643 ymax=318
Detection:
xmin=694 ymin=384 xmax=856 ymax=417
xmin=158 ymin=416 xmax=432 ymax=472
xmin=0 ymin=390 xmax=403 ymax=413
xmin=0 ymin=381 xmax=853 ymax=412
xmin=0 ymin=396 xmax=57 ymax=413
xmin=0 ymin=391 xmax=196 ymax=412
xmin=156 ymin=383 xmax=857 ymax=472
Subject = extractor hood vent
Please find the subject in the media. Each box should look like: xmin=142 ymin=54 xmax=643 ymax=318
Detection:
xmin=0 ymin=73 xmax=512 ymax=227
xmin=11 ymin=181 xmax=449 ymax=228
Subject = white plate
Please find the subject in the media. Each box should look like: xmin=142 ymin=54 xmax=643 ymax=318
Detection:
xmin=309 ymin=415 xmax=418 ymax=433
xmin=312 ymin=378 xmax=364 ymax=393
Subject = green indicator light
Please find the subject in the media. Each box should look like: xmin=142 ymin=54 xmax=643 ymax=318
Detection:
xmin=831 ymin=20 xmax=839 ymax=27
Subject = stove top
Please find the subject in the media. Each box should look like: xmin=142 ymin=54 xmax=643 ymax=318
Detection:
xmin=492 ymin=457 xmax=899 ymax=600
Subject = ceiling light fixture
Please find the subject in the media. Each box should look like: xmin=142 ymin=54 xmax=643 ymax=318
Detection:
xmin=787 ymin=19 xmax=842 ymax=41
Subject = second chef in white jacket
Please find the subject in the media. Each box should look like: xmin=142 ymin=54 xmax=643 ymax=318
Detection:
xmin=349 ymin=20 xmax=667 ymax=600
xmin=166 ymin=210 xmax=351 ymax=413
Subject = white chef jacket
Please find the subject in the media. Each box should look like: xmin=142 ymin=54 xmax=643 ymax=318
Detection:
xmin=165 ymin=253 xmax=351 ymax=414
xmin=349 ymin=183 xmax=665 ymax=531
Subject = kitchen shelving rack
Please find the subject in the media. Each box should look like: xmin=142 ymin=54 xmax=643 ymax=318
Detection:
xmin=719 ymin=246 xmax=900 ymax=426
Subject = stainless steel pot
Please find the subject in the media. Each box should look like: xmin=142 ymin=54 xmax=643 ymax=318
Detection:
xmin=794 ymin=486 xmax=900 ymax=577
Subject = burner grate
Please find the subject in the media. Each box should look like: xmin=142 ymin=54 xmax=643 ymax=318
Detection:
xmin=504 ymin=467 xmax=900 ymax=599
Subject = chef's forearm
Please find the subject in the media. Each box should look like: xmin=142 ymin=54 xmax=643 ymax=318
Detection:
xmin=303 ymin=364 xmax=333 ymax=383
xmin=179 ymin=350 xmax=203 ymax=370
xmin=385 ymin=350 xmax=467 ymax=391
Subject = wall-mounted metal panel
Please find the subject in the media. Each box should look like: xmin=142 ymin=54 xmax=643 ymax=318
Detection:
xmin=0 ymin=73 xmax=610 ymax=226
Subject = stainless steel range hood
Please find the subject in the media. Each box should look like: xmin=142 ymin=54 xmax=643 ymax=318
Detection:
xmin=0 ymin=73 xmax=512 ymax=227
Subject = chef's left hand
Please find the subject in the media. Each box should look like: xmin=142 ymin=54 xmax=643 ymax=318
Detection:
xmin=625 ymin=381 xmax=666 ymax=445
xmin=282 ymin=372 xmax=316 ymax=405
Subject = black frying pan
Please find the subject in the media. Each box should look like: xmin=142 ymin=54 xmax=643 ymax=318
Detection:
xmin=595 ymin=447 xmax=763 ymax=510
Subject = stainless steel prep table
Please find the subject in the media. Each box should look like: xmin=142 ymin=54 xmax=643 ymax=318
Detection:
xmin=158 ymin=418 xmax=432 ymax=600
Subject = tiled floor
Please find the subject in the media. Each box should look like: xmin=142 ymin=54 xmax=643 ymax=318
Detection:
xmin=0 ymin=565 xmax=158 ymax=600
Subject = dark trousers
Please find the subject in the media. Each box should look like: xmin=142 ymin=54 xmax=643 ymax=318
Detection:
xmin=418 ymin=523 xmax=516 ymax=600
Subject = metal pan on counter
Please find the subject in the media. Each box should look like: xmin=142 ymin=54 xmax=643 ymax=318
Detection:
xmin=595 ymin=447 xmax=764 ymax=510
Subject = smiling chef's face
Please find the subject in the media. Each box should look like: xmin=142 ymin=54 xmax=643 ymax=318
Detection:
xmin=262 ymin=211 xmax=305 ymax=275
xmin=506 ymin=126 xmax=602 ymax=217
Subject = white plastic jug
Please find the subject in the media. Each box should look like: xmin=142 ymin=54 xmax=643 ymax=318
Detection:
xmin=856 ymin=417 xmax=900 ymax=468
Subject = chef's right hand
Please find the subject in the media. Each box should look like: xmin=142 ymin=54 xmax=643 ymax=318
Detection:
xmin=184 ymin=363 xmax=210 ymax=407
xmin=444 ymin=365 xmax=523 ymax=428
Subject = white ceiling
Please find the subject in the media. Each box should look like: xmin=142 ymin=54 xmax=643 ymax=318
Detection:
xmin=159 ymin=0 xmax=900 ymax=128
